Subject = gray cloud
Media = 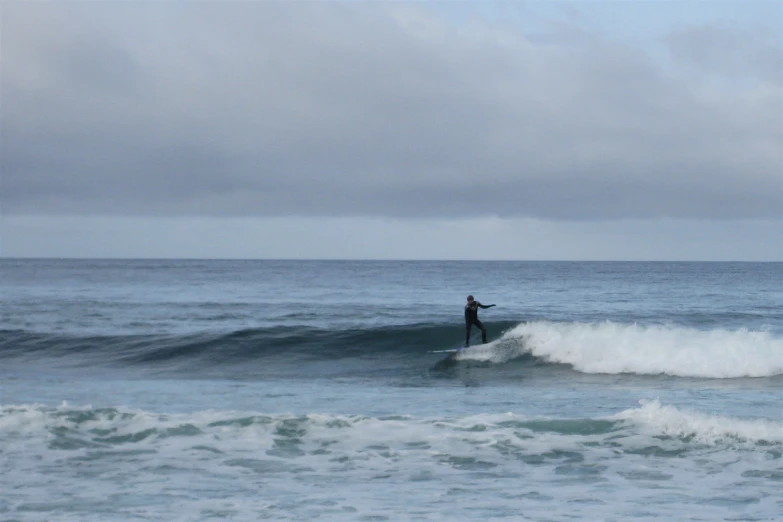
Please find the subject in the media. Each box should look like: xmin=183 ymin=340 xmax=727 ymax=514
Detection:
xmin=665 ymin=23 xmax=783 ymax=86
xmin=2 ymin=3 xmax=781 ymax=220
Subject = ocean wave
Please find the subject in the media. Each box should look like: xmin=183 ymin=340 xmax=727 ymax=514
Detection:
xmin=3 ymin=320 xmax=782 ymax=379
xmin=0 ymin=322 xmax=519 ymax=366
xmin=615 ymin=400 xmax=783 ymax=446
xmin=2 ymin=401 xmax=780 ymax=451
xmin=3 ymin=401 xmax=780 ymax=521
xmin=457 ymin=321 xmax=783 ymax=378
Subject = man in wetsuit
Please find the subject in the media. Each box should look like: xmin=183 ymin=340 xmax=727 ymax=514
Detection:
xmin=464 ymin=295 xmax=496 ymax=347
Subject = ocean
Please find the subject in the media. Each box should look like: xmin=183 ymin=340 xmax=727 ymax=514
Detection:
xmin=1 ymin=259 xmax=781 ymax=521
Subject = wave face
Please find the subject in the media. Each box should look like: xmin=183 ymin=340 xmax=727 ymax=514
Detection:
xmin=457 ymin=321 xmax=783 ymax=378
xmin=3 ymin=319 xmax=783 ymax=379
xmin=0 ymin=322 xmax=497 ymax=358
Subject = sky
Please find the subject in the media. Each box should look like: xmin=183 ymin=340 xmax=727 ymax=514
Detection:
xmin=1 ymin=0 xmax=781 ymax=260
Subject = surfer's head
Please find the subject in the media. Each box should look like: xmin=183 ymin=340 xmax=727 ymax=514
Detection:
xmin=467 ymin=295 xmax=474 ymax=302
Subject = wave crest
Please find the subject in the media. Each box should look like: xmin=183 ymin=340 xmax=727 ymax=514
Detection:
xmin=458 ymin=321 xmax=783 ymax=378
xmin=3 ymin=401 xmax=780 ymax=448
xmin=616 ymin=400 xmax=783 ymax=445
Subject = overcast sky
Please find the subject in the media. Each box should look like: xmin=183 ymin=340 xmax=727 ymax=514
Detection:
xmin=2 ymin=1 xmax=781 ymax=260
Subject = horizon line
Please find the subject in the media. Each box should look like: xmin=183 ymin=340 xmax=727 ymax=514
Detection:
xmin=0 ymin=256 xmax=779 ymax=263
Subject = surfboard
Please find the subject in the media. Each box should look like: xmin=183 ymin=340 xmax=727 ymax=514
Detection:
xmin=428 ymin=349 xmax=463 ymax=354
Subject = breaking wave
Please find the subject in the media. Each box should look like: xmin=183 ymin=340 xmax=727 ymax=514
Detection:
xmin=3 ymin=319 xmax=782 ymax=379
xmin=2 ymin=400 xmax=780 ymax=452
xmin=457 ymin=321 xmax=783 ymax=378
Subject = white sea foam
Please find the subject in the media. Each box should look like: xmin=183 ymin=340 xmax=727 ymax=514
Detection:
xmin=3 ymin=401 xmax=779 ymax=456
xmin=615 ymin=400 xmax=783 ymax=445
xmin=3 ymin=402 xmax=781 ymax=521
xmin=458 ymin=321 xmax=783 ymax=378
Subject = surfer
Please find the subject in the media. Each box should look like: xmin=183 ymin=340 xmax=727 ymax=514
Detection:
xmin=464 ymin=295 xmax=495 ymax=347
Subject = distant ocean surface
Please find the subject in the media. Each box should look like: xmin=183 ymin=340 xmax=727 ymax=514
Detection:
xmin=2 ymin=259 xmax=782 ymax=521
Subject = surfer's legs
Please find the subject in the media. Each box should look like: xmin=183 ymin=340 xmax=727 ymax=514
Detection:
xmin=466 ymin=320 xmax=487 ymax=346
xmin=475 ymin=320 xmax=487 ymax=343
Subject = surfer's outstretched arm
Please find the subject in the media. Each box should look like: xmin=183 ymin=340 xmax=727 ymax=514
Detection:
xmin=478 ymin=303 xmax=496 ymax=309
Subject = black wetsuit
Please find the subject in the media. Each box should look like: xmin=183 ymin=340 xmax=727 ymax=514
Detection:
xmin=464 ymin=301 xmax=490 ymax=346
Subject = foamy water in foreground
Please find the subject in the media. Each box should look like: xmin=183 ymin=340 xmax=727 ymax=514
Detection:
xmin=2 ymin=394 xmax=781 ymax=521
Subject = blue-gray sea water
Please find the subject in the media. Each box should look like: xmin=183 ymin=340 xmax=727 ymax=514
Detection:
xmin=1 ymin=259 xmax=782 ymax=521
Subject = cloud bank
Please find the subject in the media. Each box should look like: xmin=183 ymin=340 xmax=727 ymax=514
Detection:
xmin=3 ymin=3 xmax=781 ymax=220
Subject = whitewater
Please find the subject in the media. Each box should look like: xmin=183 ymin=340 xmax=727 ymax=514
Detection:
xmin=1 ymin=259 xmax=781 ymax=521
xmin=458 ymin=321 xmax=783 ymax=378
